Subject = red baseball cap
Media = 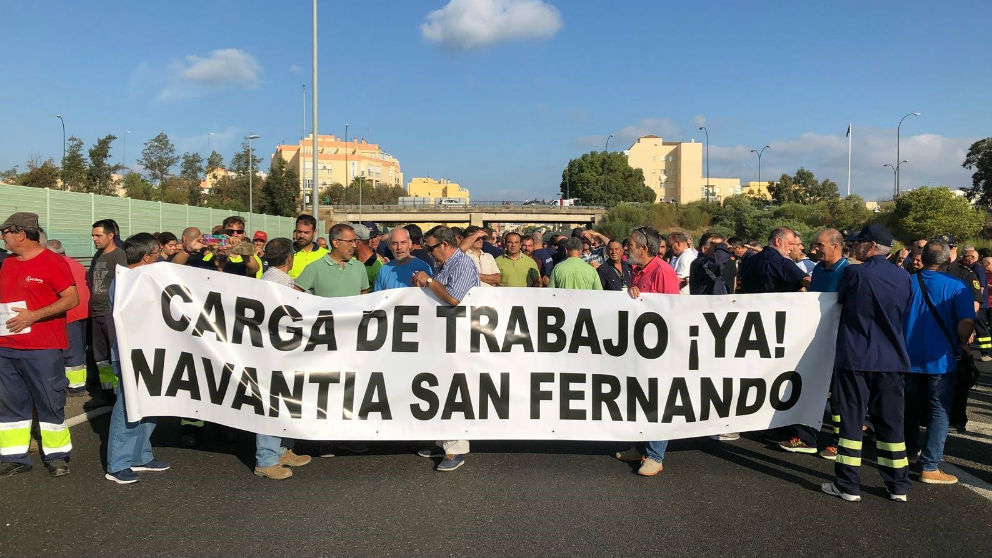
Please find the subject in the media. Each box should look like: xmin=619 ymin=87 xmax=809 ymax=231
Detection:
xmin=253 ymin=231 xmax=267 ymax=241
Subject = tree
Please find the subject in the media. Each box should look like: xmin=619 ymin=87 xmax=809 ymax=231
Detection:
xmin=159 ymin=177 xmax=189 ymax=205
xmin=767 ymin=167 xmax=839 ymax=205
xmin=86 ymin=134 xmax=120 ymax=195
xmin=123 ymin=172 xmax=157 ymax=201
xmin=206 ymin=150 xmax=224 ymax=173
xmin=17 ymin=158 xmax=60 ymax=189
xmin=179 ymin=152 xmax=204 ymax=182
xmin=963 ymin=137 xmax=992 ymax=208
xmin=1 ymin=165 xmax=20 ymax=183
xmin=890 ymin=186 xmax=985 ymax=241
xmin=822 ymin=195 xmax=872 ymax=230
xmin=560 ymin=151 xmax=655 ymax=207
xmin=260 ymin=156 xmax=300 ymax=216
xmin=139 ymin=132 xmax=179 ymax=184
xmin=229 ymin=140 xmax=261 ymax=177
xmin=61 ymin=136 xmax=88 ymax=191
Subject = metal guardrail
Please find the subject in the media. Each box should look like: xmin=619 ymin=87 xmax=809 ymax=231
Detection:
xmin=329 ymin=203 xmax=606 ymax=211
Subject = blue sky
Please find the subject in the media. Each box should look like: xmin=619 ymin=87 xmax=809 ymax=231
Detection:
xmin=2 ymin=0 xmax=989 ymax=202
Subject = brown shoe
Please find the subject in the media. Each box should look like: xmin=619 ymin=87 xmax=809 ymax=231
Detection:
xmin=614 ymin=446 xmax=644 ymax=462
xmin=278 ymin=449 xmax=312 ymax=467
xmin=254 ymin=465 xmax=293 ymax=480
xmin=637 ymin=457 xmax=664 ymax=476
xmin=920 ymin=469 xmax=957 ymax=484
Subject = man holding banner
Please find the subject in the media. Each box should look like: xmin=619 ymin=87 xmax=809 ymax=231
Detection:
xmin=614 ymin=226 xmax=679 ymax=476
xmin=412 ymin=225 xmax=480 ymax=471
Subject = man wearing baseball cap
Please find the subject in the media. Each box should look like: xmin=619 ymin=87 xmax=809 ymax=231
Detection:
xmin=0 ymin=212 xmax=80 ymax=478
xmin=252 ymin=231 xmax=268 ymax=276
xmin=822 ymin=223 xmax=912 ymax=502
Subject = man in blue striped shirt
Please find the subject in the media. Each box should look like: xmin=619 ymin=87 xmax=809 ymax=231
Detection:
xmin=411 ymin=226 xmax=480 ymax=471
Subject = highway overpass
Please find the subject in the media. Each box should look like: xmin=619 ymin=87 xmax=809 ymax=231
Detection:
xmin=319 ymin=203 xmax=608 ymax=228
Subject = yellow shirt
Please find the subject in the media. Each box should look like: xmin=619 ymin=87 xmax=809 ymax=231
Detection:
xmin=289 ymin=244 xmax=329 ymax=278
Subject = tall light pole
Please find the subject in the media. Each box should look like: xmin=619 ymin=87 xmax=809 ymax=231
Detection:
xmin=884 ymin=161 xmax=907 ymax=199
xmin=246 ymin=134 xmax=260 ymax=233
xmin=699 ymin=126 xmax=710 ymax=203
xmin=750 ymin=145 xmax=771 ymax=190
xmin=311 ymin=0 xmax=319 ymax=220
xmin=121 ymin=130 xmax=131 ymax=172
xmin=345 ymin=123 xmax=350 ymax=204
xmin=604 ymin=133 xmax=613 ymax=207
xmin=56 ymin=114 xmax=65 ymax=167
xmin=896 ymin=111 xmax=920 ymax=197
xmin=301 ymin=84 xmax=307 ymax=210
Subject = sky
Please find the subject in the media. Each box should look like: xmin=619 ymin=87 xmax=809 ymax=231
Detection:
xmin=2 ymin=0 xmax=989 ymax=202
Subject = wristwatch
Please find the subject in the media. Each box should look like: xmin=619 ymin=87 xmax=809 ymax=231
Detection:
xmin=426 ymin=277 xmax=433 ymax=285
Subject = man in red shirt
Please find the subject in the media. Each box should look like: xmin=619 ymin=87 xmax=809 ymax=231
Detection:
xmin=614 ymin=226 xmax=679 ymax=476
xmin=47 ymin=239 xmax=91 ymax=395
xmin=0 ymin=212 xmax=79 ymax=478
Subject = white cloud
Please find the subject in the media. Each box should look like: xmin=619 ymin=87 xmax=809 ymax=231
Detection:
xmin=140 ymin=48 xmax=263 ymax=101
xmin=706 ymin=128 xmax=975 ymax=202
xmin=421 ymin=0 xmax=563 ymax=52
xmin=289 ymin=64 xmax=303 ymax=74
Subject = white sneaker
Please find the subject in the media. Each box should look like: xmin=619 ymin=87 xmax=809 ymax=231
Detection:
xmin=821 ymin=482 xmax=861 ymax=502
xmin=887 ymin=490 xmax=908 ymax=502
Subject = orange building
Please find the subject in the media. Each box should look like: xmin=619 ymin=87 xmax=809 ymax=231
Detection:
xmin=273 ymin=134 xmax=403 ymax=202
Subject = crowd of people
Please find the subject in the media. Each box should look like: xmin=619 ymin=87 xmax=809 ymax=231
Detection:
xmin=0 ymin=209 xmax=984 ymax=502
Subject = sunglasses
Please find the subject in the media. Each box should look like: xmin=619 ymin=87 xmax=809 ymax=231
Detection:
xmin=225 ymin=229 xmax=245 ymax=235
xmin=425 ymin=242 xmax=442 ymax=252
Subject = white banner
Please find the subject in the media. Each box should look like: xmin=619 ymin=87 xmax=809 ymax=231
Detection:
xmin=114 ymin=262 xmax=840 ymax=441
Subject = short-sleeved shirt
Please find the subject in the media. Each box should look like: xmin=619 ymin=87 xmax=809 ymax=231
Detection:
xmin=289 ymin=243 xmax=329 ymax=279
xmin=738 ymin=247 xmax=807 ymax=294
xmin=374 ymin=258 xmax=433 ymax=291
xmin=295 ymin=255 xmax=369 ymax=298
xmin=435 ymin=249 xmax=480 ymax=303
xmin=809 ymin=257 xmax=850 ymax=293
xmin=466 ymin=249 xmax=500 ymax=287
xmin=581 ymin=246 xmax=607 ymax=267
xmin=495 ymin=253 xmax=540 ymax=287
xmin=549 ymin=257 xmax=602 ymax=290
xmin=632 ymin=256 xmax=680 ymax=294
xmin=63 ymin=255 xmax=90 ymax=323
xmin=671 ymin=248 xmax=697 ymax=294
xmin=262 ymin=267 xmax=295 ymax=289
xmin=533 ymin=247 xmax=555 ymax=278
xmin=363 ymin=253 xmax=383 ymax=287
xmin=0 ymin=249 xmax=75 ymax=350
xmin=88 ymin=247 xmax=127 ymax=317
xmin=904 ymin=270 xmax=975 ymax=374
xmin=835 ymin=255 xmax=913 ymax=372
xmin=598 ymin=260 xmax=633 ymax=291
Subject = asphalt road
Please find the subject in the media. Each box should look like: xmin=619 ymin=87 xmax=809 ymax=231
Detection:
xmin=3 ymin=378 xmax=992 ymax=557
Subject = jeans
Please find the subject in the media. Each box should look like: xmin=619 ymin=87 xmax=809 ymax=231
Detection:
xmin=107 ymin=362 xmax=156 ymax=473
xmin=904 ymin=369 xmax=956 ymax=472
xmin=255 ymin=435 xmax=289 ymax=467
xmin=638 ymin=440 xmax=668 ymax=462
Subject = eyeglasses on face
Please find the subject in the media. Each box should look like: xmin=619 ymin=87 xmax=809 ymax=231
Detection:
xmin=225 ymin=228 xmax=245 ymax=235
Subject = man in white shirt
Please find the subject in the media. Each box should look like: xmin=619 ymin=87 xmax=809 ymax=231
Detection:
xmin=461 ymin=226 xmax=501 ymax=287
xmin=668 ymin=231 xmax=697 ymax=294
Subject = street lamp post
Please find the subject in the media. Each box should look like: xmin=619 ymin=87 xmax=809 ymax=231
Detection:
xmin=750 ymin=145 xmax=771 ymax=190
xmin=699 ymin=126 xmax=710 ymax=202
xmin=56 ymin=114 xmax=65 ymax=166
xmin=345 ymin=123 xmax=350 ymax=204
xmin=604 ymin=133 xmax=613 ymax=207
xmin=121 ymin=130 xmax=131 ymax=172
xmin=884 ymin=161 xmax=907 ymax=198
xmin=311 ymin=0 xmax=319 ymax=220
xmin=896 ymin=112 xmax=920 ymax=197
xmin=246 ymin=134 xmax=260 ymax=233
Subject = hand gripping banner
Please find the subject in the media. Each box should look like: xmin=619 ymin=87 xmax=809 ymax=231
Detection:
xmin=114 ymin=263 xmax=840 ymax=441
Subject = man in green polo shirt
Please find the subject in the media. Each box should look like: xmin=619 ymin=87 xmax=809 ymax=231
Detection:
xmin=549 ymin=237 xmax=602 ymax=290
xmin=294 ymin=223 xmax=369 ymax=297
xmin=289 ymin=214 xmax=328 ymax=279
xmin=495 ymin=231 xmax=540 ymax=287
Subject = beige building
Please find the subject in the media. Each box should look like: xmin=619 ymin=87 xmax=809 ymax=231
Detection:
xmin=273 ymin=134 xmax=403 ymax=201
xmin=406 ymin=177 xmax=470 ymax=203
xmin=624 ymin=135 xmax=741 ymax=204
xmin=199 ymin=167 xmax=231 ymax=195
xmin=741 ymin=181 xmax=771 ymax=200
